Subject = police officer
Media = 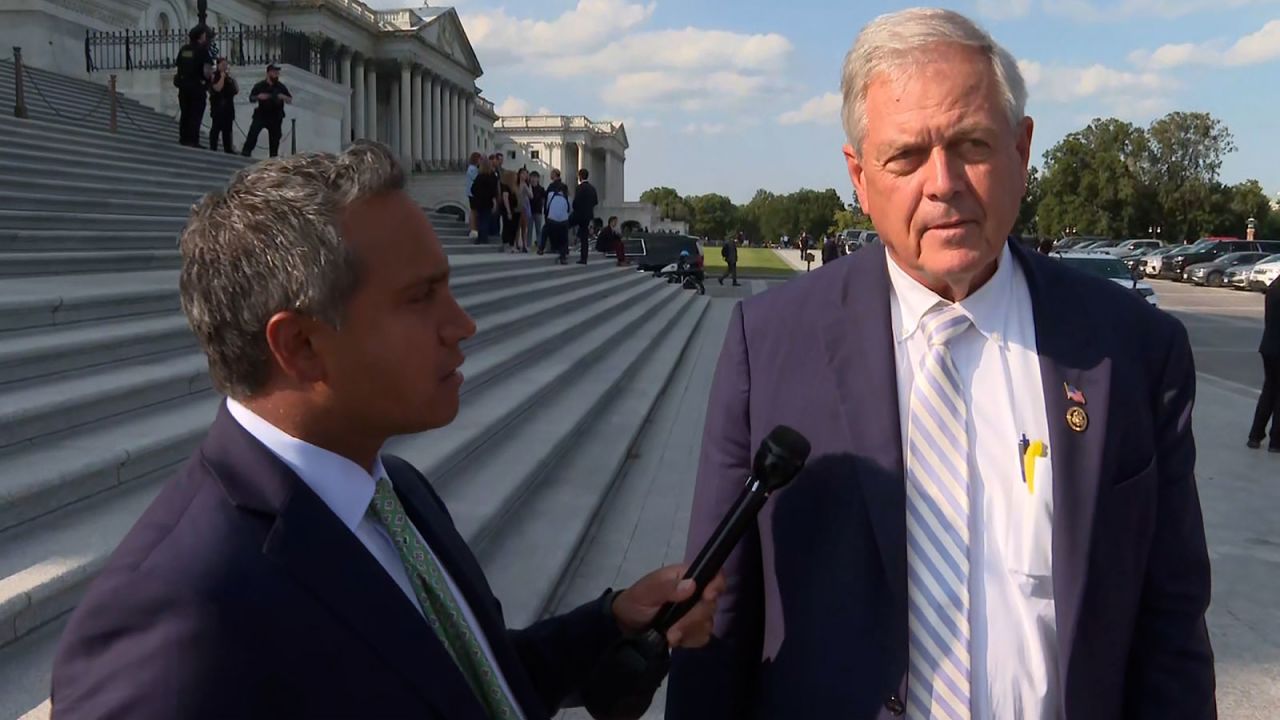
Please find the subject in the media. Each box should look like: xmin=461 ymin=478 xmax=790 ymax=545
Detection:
xmin=174 ymin=25 xmax=213 ymax=147
xmin=208 ymin=58 xmax=239 ymax=153
xmin=241 ymin=64 xmax=292 ymax=158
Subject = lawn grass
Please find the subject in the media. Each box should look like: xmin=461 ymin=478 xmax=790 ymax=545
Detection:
xmin=703 ymin=247 xmax=797 ymax=277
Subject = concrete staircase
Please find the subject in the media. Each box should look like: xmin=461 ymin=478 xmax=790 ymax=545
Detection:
xmin=0 ymin=62 xmax=709 ymax=719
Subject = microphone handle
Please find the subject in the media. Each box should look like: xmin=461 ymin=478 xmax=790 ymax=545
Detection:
xmin=650 ymin=480 xmax=769 ymax=633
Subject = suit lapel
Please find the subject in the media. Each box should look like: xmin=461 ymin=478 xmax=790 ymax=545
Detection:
xmin=821 ymin=244 xmax=908 ymax=602
xmin=204 ymin=407 xmax=489 ymax=720
xmin=387 ymin=459 xmax=549 ymax=720
xmin=1012 ymin=243 xmax=1110 ymax=695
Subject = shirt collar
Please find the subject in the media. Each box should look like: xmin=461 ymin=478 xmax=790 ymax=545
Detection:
xmin=885 ymin=242 xmax=1015 ymax=346
xmin=226 ymin=398 xmax=388 ymax=533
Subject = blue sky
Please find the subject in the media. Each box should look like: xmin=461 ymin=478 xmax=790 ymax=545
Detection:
xmin=395 ymin=0 xmax=1279 ymax=204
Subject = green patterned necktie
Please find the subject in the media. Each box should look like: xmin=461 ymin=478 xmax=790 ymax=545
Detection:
xmin=367 ymin=478 xmax=521 ymax=720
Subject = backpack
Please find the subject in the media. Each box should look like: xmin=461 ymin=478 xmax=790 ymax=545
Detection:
xmin=546 ymin=190 xmax=571 ymax=223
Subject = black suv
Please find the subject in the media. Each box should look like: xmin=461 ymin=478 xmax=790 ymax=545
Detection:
xmin=1165 ymin=240 xmax=1280 ymax=280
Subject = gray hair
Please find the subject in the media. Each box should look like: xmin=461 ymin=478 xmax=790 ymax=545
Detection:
xmin=840 ymin=7 xmax=1027 ymax=154
xmin=179 ymin=140 xmax=405 ymax=398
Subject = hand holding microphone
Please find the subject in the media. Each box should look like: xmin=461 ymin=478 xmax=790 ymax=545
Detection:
xmin=582 ymin=426 xmax=811 ymax=720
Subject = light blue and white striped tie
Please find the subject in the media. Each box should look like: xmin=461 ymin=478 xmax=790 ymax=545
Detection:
xmin=906 ymin=303 xmax=973 ymax=719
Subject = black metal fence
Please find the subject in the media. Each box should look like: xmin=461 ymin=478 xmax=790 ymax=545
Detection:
xmin=84 ymin=24 xmax=339 ymax=80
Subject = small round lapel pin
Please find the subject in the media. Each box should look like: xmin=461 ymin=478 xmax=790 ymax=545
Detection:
xmin=1066 ymin=406 xmax=1088 ymax=433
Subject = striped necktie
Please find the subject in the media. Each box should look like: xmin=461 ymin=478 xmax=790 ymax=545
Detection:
xmin=906 ymin=303 xmax=973 ymax=718
xmin=368 ymin=478 xmax=521 ymax=720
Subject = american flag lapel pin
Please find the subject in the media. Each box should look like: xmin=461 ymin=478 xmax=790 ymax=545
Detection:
xmin=1064 ymin=383 xmax=1086 ymax=406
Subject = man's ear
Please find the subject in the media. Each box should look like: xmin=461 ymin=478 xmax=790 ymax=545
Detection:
xmin=263 ymin=311 xmax=328 ymax=386
xmin=844 ymin=144 xmax=872 ymax=218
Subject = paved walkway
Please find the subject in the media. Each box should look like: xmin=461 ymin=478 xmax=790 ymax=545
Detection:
xmin=772 ymin=247 xmax=824 ymax=273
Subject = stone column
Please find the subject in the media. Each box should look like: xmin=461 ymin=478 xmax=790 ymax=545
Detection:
xmin=431 ymin=77 xmax=443 ymax=166
xmin=390 ymin=76 xmax=400 ymax=156
xmin=606 ymin=151 xmax=624 ymax=205
xmin=351 ymin=55 xmax=365 ymax=140
xmin=365 ymin=63 xmax=378 ymax=143
xmin=410 ymin=67 xmax=422 ymax=168
xmin=399 ymin=62 xmax=413 ymax=168
xmin=464 ymin=94 xmax=474 ymax=160
xmin=339 ymin=49 xmax=351 ymax=145
xmin=417 ymin=72 xmax=429 ymax=166
xmin=442 ymin=84 xmax=454 ymax=166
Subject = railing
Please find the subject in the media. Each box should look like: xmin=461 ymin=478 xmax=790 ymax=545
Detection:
xmin=84 ymin=24 xmax=340 ymax=81
xmin=375 ymin=9 xmax=423 ymax=30
xmin=495 ymin=115 xmax=623 ymax=138
xmin=330 ymin=0 xmax=381 ymax=26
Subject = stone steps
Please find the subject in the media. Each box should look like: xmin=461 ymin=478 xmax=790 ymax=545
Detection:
xmin=0 ymin=112 xmax=246 ymax=174
xmin=474 ymin=295 xmax=709 ymax=628
xmin=0 ymin=250 xmax=182 ymax=276
xmin=0 ymin=60 xmax=703 ymax=714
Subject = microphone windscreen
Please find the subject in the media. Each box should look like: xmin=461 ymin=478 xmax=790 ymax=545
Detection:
xmin=765 ymin=425 xmax=811 ymax=465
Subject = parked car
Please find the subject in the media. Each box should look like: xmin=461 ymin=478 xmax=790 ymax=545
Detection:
xmin=1225 ymin=255 xmax=1278 ymax=290
xmin=1167 ymin=240 xmax=1280 ymax=281
xmin=1251 ymin=255 xmax=1280 ymax=291
xmin=1141 ymin=246 xmax=1181 ymax=276
xmin=1053 ymin=236 xmax=1108 ymax=250
xmin=1051 ymin=251 xmax=1158 ymax=306
xmin=1107 ymin=238 xmax=1163 ymax=257
xmin=1119 ymin=246 xmax=1159 ymax=273
xmin=625 ymin=233 xmax=703 ymax=273
xmin=1184 ymin=251 xmax=1274 ymax=287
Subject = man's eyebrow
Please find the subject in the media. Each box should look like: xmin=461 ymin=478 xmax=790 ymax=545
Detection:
xmin=399 ymin=267 xmax=451 ymax=292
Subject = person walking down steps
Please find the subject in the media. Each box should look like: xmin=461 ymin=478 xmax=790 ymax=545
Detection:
xmin=719 ymin=233 xmax=741 ymax=286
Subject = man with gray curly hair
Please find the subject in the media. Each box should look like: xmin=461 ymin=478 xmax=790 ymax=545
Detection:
xmin=668 ymin=7 xmax=1213 ymax=719
xmin=51 ymin=141 xmax=725 ymax=719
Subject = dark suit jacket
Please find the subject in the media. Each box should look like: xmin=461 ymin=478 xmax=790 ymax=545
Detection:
xmin=1261 ymin=277 xmax=1280 ymax=356
xmin=666 ymin=241 xmax=1215 ymax=719
xmin=51 ymin=405 xmax=621 ymax=719
xmin=572 ymin=181 xmax=598 ymax=224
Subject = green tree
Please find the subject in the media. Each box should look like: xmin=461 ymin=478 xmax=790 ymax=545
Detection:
xmin=1013 ymin=165 xmax=1042 ymax=236
xmin=639 ymin=186 xmax=690 ymax=221
xmin=1205 ymin=180 xmax=1271 ymax=237
xmin=685 ymin=193 xmax=738 ymax=240
xmin=1036 ymin=118 xmax=1152 ymax=238
xmin=1143 ymin=111 xmax=1236 ymax=241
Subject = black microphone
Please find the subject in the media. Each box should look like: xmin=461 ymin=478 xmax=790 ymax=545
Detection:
xmin=581 ymin=425 xmax=811 ymax=720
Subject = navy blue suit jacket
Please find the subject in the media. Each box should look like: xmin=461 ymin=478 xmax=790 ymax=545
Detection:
xmin=51 ymin=405 xmax=621 ymax=719
xmin=666 ymin=242 xmax=1215 ymax=719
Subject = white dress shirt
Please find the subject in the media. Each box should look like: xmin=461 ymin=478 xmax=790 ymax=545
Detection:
xmin=226 ymin=399 xmax=526 ymax=719
xmin=886 ymin=246 xmax=1059 ymax=719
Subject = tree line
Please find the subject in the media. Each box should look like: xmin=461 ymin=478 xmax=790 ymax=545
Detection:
xmin=1023 ymin=111 xmax=1277 ymax=242
xmin=638 ymin=186 xmax=869 ymax=245
xmin=644 ymin=111 xmax=1275 ymax=246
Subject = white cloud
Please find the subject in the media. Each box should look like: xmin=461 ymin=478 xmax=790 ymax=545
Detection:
xmin=461 ymin=0 xmax=655 ymax=66
xmin=975 ymin=0 xmax=1033 ymax=19
xmin=495 ymin=96 xmax=530 ymax=116
xmin=601 ymin=70 xmax=786 ymax=110
xmin=681 ymin=122 xmax=727 ymax=135
xmin=1018 ymin=59 xmax=1174 ymax=103
xmin=1130 ymin=19 xmax=1280 ymax=69
xmin=548 ymin=28 xmax=792 ymax=78
xmin=493 ymin=96 xmax=555 ymax=117
xmin=1048 ymin=0 xmax=1278 ymax=20
xmin=777 ymin=92 xmax=842 ymax=126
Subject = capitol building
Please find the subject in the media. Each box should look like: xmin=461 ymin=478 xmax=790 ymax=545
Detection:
xmin=0 ymin=0 xmax=643 ymax=218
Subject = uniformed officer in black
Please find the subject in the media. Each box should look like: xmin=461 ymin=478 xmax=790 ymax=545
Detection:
xmin=174 ymin=25 xmax=213 ymax=147
xmin=208 ymin=57 xmax=239 ymax=153
xmin=241 ymin=64 xmax=292 ymax=158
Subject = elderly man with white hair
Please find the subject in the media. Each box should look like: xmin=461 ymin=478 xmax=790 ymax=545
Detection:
xmin=666 ymin=7 xmax=1214 ymax=719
